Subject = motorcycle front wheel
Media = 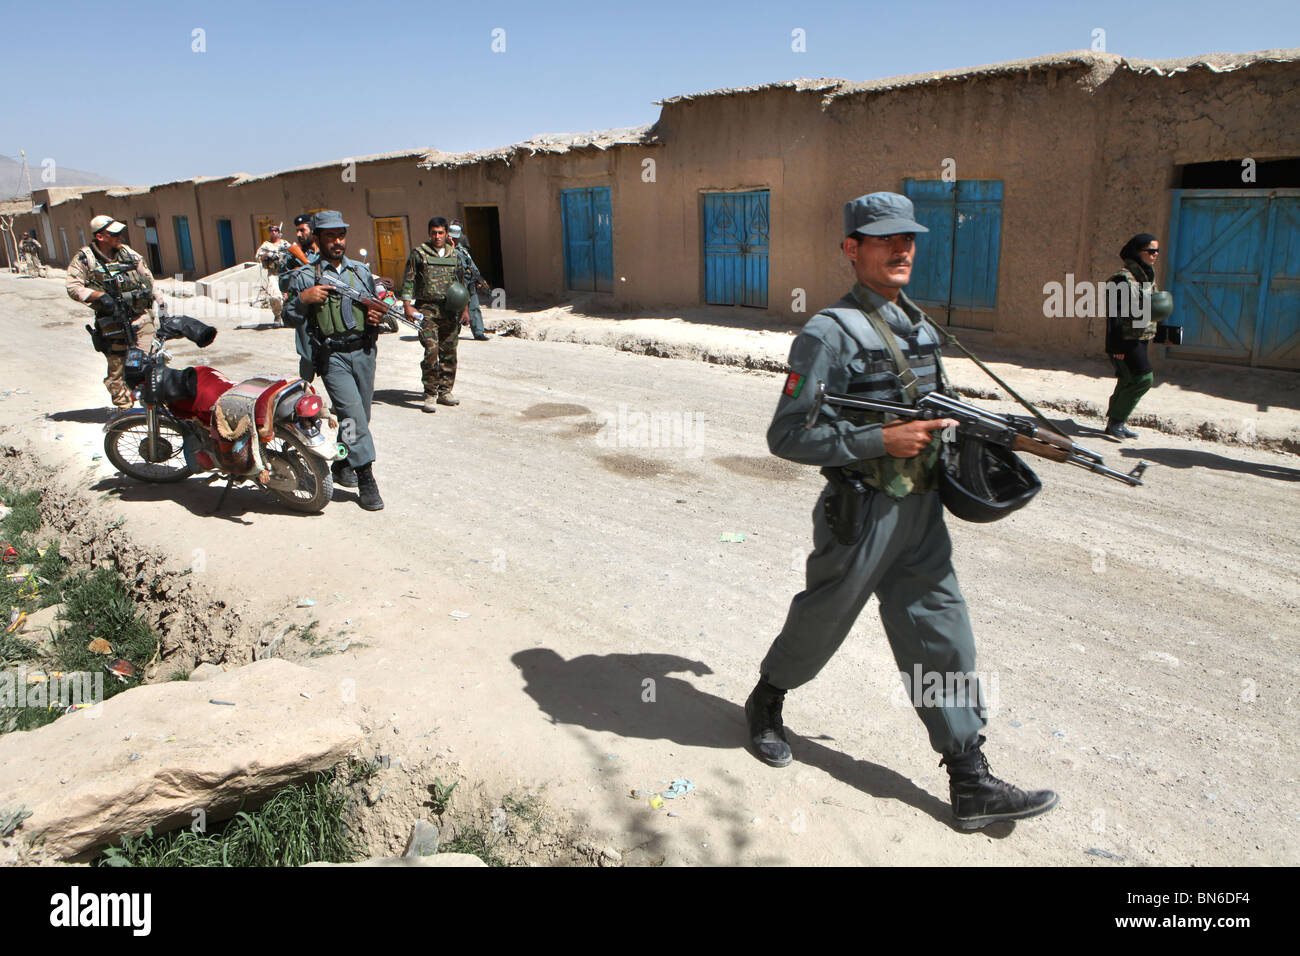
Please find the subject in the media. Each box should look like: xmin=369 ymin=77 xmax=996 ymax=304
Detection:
xmin=104 ymin=414 xmax=194 ymax=483
xmin=263 ymin=425 xmax=333 ymax=513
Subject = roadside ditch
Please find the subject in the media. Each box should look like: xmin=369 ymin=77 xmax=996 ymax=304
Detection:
xmin=0 ymin=442 xmax=604 ymax=867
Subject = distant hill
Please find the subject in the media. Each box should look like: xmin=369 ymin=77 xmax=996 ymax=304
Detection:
xmin=0 ymin=154 xmax=122 ymax=200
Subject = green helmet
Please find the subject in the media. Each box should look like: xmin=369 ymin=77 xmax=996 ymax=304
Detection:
xmin=1149 ymin=291 xmax=1174 ymax=322
xmin=442 ymin=281 xmax=470 ymax=316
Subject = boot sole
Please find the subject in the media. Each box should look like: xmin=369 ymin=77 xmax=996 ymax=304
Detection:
xmin=954 ymin=792 xmax=1059 ymax=830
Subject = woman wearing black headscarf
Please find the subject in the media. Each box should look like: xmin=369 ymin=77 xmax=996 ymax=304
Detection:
xmin=1102 ymin=233 xmax=1161 ymax=439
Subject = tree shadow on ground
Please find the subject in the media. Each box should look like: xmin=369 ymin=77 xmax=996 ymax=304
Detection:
xmin=511 ymin=648 xmax=1012 ymax=837
xmin=1118 ymin=447 xmax=1300 ymax=482
xmin=89 ymin=475 xmax=345 ymax=522
xmin=372 ymin=388 xmax=425 ymax=411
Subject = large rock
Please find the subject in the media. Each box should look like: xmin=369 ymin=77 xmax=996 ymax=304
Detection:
xmin=0 ymin=659 xmax=363 ymax=861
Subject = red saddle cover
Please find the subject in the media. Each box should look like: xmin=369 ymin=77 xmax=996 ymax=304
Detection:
xmin=168 ymin=367 xmax=235 ymax=421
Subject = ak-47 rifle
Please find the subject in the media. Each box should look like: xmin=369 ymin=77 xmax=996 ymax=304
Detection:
xmin=804 ymin=383 xmax=1146 ymax=486
xmin=311 ymin=271 xmax=424 ymax=334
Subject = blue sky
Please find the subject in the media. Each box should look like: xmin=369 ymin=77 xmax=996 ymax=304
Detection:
xmin=5 ymin=0 xmax=1297 ymax=186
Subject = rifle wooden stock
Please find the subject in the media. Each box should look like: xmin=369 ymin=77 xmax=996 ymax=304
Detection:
xmin=287 ymin=243 xmax=311 ymax=266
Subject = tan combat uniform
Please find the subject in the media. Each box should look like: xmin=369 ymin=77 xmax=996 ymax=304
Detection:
xmin=256 ymin=238 xmax=289 ymax=320
xmin=19 ymin=237 xmax=44 ymax=276
xmin=66 ymin=243 xmax=157 ymax=408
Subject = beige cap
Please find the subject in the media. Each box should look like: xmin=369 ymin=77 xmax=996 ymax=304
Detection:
xmin=89 ymin=214 xmax=126 ymax=235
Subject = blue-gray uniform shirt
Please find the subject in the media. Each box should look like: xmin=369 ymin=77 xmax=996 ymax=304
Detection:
xmin=767 ymin=282 xmax=944 ymax=469
xmin=283 ymin=254 xmax=376 ymax=378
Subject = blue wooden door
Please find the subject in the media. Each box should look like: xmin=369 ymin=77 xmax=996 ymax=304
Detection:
xmin=1257 ymin=196 xmax=1300 ymax=369
xmin=173 ymin=215 xmax=195 ymax=272
xmin=217 ymin=219 xmax=236 ymax=269
xmin=561 ymin=187 xmax=613 ymax=292
xmin=903 ymin=180 xmax=1003 ymax=313
xmin=1167 ymin=189 xmax=1300 ymax=368
xmin=703 ymin=190 xmax=769 ymax=307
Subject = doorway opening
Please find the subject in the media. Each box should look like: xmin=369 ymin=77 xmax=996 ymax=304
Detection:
xmin=463 ymin=205 xmax=503 ymax=289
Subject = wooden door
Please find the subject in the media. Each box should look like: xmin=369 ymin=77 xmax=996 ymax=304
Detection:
xmin=373 ymin=217 xmax=407 ymax=286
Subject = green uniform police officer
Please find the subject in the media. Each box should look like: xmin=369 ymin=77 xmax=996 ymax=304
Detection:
xmin=745 ymin=192 xmax=1058 ymax=831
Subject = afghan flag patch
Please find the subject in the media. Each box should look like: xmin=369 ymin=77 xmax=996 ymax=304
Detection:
xmin=783 ymin=372 xmax=805 ymax=398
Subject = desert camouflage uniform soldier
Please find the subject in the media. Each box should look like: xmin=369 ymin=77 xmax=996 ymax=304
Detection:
xmin=401 ymin=216 xmax=468 ymax=413
xmin=19 ymin=234 xmax=45 ymax=277
xmin=65 ymin=215 xmax=156 ymax=411
xmin=255 ymin=223 xmax=290 ymax=325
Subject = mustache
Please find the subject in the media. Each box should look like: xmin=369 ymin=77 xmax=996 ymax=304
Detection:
xmin=887 ymin=256 xmax=912 ymax=266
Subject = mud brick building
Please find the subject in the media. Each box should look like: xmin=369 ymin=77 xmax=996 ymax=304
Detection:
xmin=13 ymin=49 xmax=1300 ymax=367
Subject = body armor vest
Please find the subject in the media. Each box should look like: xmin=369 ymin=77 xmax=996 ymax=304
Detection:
xmin=311 ymin=261 xmax=370 ymax=338
xmin=1108 ymin=263 xmax=1160 ymax=343
xmin=81 ymin=245 xmax=154 ymax=316
xmin=825 ymin=298 xmax=945 ymax=499
xmin=411 ymin=243 xmax=462 ymax=302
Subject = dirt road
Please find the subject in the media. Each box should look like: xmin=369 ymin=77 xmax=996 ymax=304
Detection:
xmin=2 ymin=272 xmax=1297 ymax=866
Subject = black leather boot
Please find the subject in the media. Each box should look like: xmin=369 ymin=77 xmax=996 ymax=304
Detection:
xmin=940 ymin=736 xmax=1058 ymax=830
xmin=1104 ymin=420 xmax=1128 ymax=441
xmin=355 ymin=464 xmax=384 ymax=511
xmin=331 ymin=460 xmax=358 ymax=488
xmin=745 ymin=677 xmax=792 ymax=767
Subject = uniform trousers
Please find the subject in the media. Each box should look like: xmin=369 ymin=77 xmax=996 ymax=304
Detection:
xmin=319 ymin=345 xmax=376 ymax=469
xmin=417 ymin=306 xmax=460 ymax=397
xmin=103 ymin=315 xmax=156 ymax=408
xmin=760 ymin=485 xmax=987 ymax=756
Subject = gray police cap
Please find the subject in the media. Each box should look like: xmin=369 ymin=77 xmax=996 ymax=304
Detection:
xmin=312 ymin=210 xmax=349 ymax=231
xmin=844 ymin=192 xmax=929 ymax=237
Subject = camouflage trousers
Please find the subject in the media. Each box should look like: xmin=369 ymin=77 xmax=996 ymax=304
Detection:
xmin=22 ymin=253 xmax=43 ymax=276
xmin=263 ymin=270 xmax=283 ymax=319
xmin=417 ymin=307 xmax=460 ymax=397
xmin=103 ymin=315 xmax=157 ymax=408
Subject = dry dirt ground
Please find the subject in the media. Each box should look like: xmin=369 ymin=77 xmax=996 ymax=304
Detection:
xmin=1 ymin=271 xmax=1297 ymax=866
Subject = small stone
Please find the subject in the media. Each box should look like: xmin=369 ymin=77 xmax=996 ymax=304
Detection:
xmin=600 ymin=847 xmax=621 ymax=863
xmin=404 ymin=819 xmax=440 ymax=857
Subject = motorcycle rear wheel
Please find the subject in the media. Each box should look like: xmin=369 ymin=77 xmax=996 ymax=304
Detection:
xmin=263 ymin=425 xmax=333 ymax=513
xmin=104 ymin=414 xmax=194 ymax=483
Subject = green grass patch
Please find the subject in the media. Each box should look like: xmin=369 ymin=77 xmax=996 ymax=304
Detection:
xmin=97 ymin=769 xmax=362 ymax=867
xmin=440 ymin=823 xmax=509 ymax=867
xmin=1 ymin=483 xmax=160 ymax=736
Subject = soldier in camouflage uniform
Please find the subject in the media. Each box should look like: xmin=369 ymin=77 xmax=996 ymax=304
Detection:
xmin=18 ymin=233 xmax=45 ymax=277
xmin=744 ymin=192 xmax=1058 ymax=832
xmin=66 ymin=215 xmax=156 ymax=412
xmin=401 ymin=217 xmax=468 ymax=413
xmin=255 ymin=223 xmax=290 ymax=325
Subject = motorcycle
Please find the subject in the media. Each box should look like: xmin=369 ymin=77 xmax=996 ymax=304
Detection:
xmin=102 ymin=311 xmax=343 ymax=513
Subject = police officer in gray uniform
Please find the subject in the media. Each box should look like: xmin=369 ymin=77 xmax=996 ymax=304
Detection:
xmin=745 ymin=192 xmax=1058 ymax=831
xmin=283 ymin=210 xmax=386 ymax=511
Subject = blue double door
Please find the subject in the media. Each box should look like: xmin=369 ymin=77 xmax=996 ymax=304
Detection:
xmin=703 ymin=190 xmax=769 ymax=308
xmin=561 ymin=187 xmax=613 ymax=292
xmin=902 ymin=179 xmax=1003 ymax=322
xmin=1167 ymin=189 xmax=1300 ymax=369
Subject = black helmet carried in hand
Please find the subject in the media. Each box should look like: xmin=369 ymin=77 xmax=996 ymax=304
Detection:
xmin=939 ymin=435 xmax=1041 ymax=523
